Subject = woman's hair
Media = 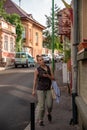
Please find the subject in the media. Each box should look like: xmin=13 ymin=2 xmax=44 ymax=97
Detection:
xmin=36 ymin=55 xmax=41 ymax=61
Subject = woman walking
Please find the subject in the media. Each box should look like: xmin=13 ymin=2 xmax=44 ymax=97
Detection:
xmin=32 ymin=55 xmax=54 ymax=126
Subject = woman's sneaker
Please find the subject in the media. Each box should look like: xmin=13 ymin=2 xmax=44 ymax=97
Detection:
xmin=39 ymin=121 xmax=45 ymax=126
xmin=47 ymin=114 xmax=52 ymax=122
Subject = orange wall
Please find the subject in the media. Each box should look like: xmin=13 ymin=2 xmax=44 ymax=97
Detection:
xmin=22 ymin=20 xmax=44 ymax=59
xmin=33 ymin=25 xmax=43 ymax=58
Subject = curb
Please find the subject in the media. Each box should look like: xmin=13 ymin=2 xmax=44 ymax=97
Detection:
xmin=24 ymin=124 xmax=30 ymax=130
xmin=0 ymin=67 xmax=5 ymax=71
xmin=0 ymin=65 xmax=14 ymax=71
xmin=24 ymin=105 xmax=39 ymax=130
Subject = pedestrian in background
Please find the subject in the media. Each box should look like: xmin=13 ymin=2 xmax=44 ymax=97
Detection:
xmin=32 ymin=55 xmax=55 ymax=126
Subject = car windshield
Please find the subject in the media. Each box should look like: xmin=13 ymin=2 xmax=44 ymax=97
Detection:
xmin=15 ymin=53 xmax=26 ymax=58
xmin=42 ymin=54 xmax=48 ymax=57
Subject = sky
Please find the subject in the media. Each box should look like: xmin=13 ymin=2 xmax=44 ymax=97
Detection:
xmin=12 ymin=0 xmax=71 ymax=26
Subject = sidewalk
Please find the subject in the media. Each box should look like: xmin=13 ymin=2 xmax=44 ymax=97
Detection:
xmin=35 ymin=87 xmax=80 ymax=130
xmin=25 ymin=64 xmax=80 ymax=130
xmin=25 ymin=87 xmax=79 ymax=130
xmin=25 ymin=87 xmax=80 ymax=130
xmin=0 ymin=65 xmax=14 ymax=71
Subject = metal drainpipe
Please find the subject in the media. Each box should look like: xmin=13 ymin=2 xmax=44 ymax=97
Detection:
xmin=70 ymin=0 xmax=79 ymax=125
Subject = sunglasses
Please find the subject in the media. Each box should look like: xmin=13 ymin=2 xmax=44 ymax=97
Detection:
xmin=39 ymin=58 xmax=44 ymax=61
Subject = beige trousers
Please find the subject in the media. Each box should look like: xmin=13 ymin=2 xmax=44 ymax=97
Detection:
xmin=37 ymin=90 xmax=53 ymax=121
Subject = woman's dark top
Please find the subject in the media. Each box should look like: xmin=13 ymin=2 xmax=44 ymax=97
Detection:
xmin=37 ymin=65 xmax=51 ymax=90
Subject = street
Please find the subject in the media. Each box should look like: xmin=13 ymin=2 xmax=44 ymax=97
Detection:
xmin=0 ymin=67 xmax=36 ymax=130
xmin=0 ymin=62 xmax=62 ymax=130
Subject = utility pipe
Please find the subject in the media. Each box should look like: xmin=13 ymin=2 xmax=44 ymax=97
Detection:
xmin=71 ymin=0 xmax=79 ymax=125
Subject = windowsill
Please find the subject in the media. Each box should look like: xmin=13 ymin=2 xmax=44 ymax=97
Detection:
xmin=77 ymin=48 xmax=87 ymax=61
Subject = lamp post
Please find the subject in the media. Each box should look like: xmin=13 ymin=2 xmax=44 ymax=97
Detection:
xmin=52 ymin=0 xmax=55 ymax=73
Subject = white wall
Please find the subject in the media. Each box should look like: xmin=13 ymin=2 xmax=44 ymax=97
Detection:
xmin=62 ymin=63 xmax=68 ymax=84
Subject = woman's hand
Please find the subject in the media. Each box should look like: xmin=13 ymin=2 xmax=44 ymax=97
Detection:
xmin=32 ymin=89 xmax=36 ymax=96
xmin=43 ymin=74 xmax=50 ymax=78
xmin=43 ymin=73 xmax=55 ymax=80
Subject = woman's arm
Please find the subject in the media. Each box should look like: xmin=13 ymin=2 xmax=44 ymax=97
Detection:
xmin=43 ymin=66 xmax=55 ymax=80
xmin=32 ymin=69 xmax=38 ymax=96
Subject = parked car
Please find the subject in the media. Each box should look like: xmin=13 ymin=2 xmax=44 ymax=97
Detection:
xmin=14 ymin=52 xmax=35 ymax=68
xmin=41 ymin=54 xmax=51 ymax=63
xmin=28 ymin=55 xmax=36 ymax=67
xmin=47 ymin=53 xmax=52 ymax=62
xmin=54 ymin=54 xmax=64 ymax=62
xmin=54 ymin=54 xmax=60 ymax=62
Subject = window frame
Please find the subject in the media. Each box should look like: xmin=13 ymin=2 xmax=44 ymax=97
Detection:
xmin=4 ymin=35 xmax=8 ymax=51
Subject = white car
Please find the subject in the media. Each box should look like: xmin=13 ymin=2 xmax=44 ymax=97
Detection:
xmin=41 ymin=54 xmax=51 ymax=63
xmin=14 ymin=52 xmax=35 ymax=68
xmin=48 ymin=54 xmax=52 ymax=61
xmin=55 ymin=54 xmax=64 ymax=62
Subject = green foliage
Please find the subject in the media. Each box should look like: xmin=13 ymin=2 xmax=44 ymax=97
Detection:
xmin=0 ymin=0 xmax=7 ymax=19
xmin=64 ymin=49 xmax=71 ymax=63
xmin=63 ymin=39 xmax=71 ymax=63
xmin=6 ymin=13 xmax=24 ymax=43
xmin=43 ymin=4 xmax=63 ymax=51
xmin=54 ymin=36 xmax=63 ymax=51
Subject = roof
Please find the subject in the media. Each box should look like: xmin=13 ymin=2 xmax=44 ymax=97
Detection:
xmin=4 ymin=0 xmax=45 ymax=30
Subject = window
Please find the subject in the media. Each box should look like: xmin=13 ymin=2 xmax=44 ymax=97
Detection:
xmin=22 ymin=27 xmax=26 ymax=39
xmin=21 ymin=53 xmax=26 ymax=58
xmin=4 ymin=35 xmax=8 ymax=51
xmin=15 ymin=53 xmax=26 ymax=58
xmin=10 ymin=37 xmax=14 ymax=52
xmin=35 ymin=32 xmax=38 ymax=45
xmin=29 ymin=29 xmax=32 ymax=41
xmin=15 ymin=54 xmax=20 ymax=58
xmin=28 ymin=55 xmax=31 ymax=58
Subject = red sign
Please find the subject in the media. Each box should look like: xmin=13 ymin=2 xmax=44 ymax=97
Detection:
xmin=2 ymin=52 xmax=15 ymax=58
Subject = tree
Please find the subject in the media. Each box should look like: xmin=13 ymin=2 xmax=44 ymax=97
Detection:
xmin=0 ymin=0 xmax=7 ymax=19
xmin=43 ymin=4 xmax=63 ymax=52
xmin=6 ymin=14 xmax=24 ymax=51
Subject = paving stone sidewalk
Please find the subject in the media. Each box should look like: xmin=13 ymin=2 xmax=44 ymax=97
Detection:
xmin=35 ymin=86 xmax=80 ymax=130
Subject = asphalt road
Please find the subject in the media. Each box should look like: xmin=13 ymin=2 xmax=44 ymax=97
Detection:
xmin=0 ymin=67 xmax=36 ymax=130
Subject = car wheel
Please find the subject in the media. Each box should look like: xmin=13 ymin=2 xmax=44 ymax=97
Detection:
xmin=22 ymin=65 xmax=24 ymax=68
xmin=15 ymin=64 xmax=17 ymax=68
xmin=33 ymin=64 xmax=35 ymax=67
xmin=27 ymin=63 xmax=30 ymax=68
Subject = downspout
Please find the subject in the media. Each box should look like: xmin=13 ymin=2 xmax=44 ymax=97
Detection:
xmin=71 ymin=0 xmax=79 ymax=125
